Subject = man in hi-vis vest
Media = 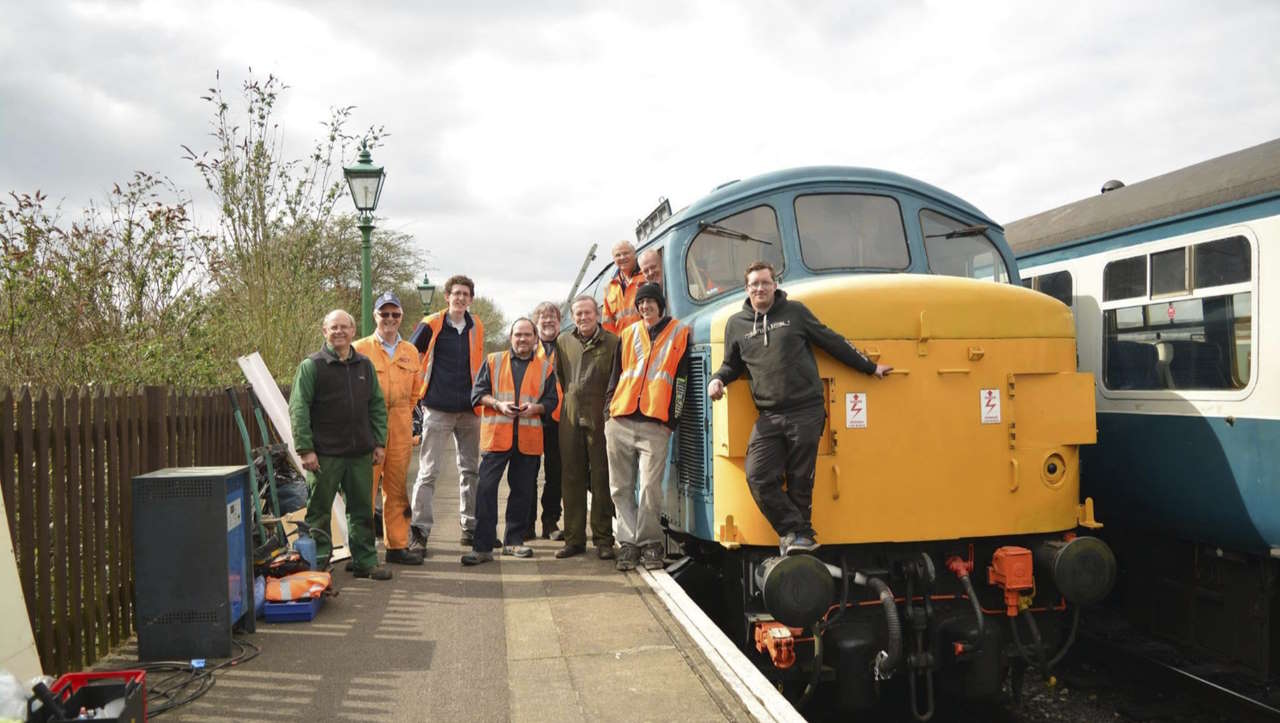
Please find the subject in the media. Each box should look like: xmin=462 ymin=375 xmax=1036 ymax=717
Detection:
xmin=603 ymin=283 xmax=690 ymax=572
xmin=600 ymin=240 xmax=641 ymax=334
xmin=464 ymin=319 xmax=558 ymax=565
xmin=409 ymin=275 xmax=486 ymax=549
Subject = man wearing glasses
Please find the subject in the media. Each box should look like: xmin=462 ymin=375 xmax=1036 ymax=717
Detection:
xmin=409 ymin=275 xmax=486 ymax=549
xmin=707 ymin=262 xmax=892 ymax=556
xmin=353 ymin=292 xmax=424 ymax=565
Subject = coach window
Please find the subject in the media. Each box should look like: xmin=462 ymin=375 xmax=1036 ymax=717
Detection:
xmin=686 ymin=205 xmax=783 ymax=301
xmin=1102 ymin=255 xmax=1145 ymax=301
xmin=1024 ymin=271 xmax=1073 ymax=307
xmin=795 ymin=194 xmax=908 ymax=271
xmin=920 ymin=209 xmax=1009 ymax=282
xmin=1102 ymin=236 xmax=1252 ymax=392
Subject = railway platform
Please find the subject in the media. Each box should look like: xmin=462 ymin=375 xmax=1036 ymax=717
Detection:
xmin=116 ymin=447 xmax=799 ymax=722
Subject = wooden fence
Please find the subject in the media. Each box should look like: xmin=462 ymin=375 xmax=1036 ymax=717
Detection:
xmin=1 ymin=385 xmax=276 ymax=674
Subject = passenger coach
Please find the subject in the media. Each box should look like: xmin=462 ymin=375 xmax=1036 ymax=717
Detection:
xmin=1007 ymin=138 xmax=1280 ymax=679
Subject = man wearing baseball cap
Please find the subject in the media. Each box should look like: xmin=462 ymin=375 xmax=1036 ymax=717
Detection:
xmin=353 ymin=291 xmax=424 ymax=565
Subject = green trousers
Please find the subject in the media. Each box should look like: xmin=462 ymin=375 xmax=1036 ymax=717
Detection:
xmin=305 ymin=453 xmax=378 ymax=571
xmin=558 ymin=422 xmax=614 ymax=547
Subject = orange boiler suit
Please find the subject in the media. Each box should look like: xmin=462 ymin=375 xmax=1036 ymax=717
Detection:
xmin=353 ymin=333 xmax=420 ymax=551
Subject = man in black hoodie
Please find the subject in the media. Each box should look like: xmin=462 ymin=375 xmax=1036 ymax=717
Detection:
xmin=707 ymin=261 xmax=892 ymax=556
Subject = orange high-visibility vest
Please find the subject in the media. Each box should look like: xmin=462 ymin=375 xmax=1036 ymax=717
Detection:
xmin=535 ymin=342 xmax=562 ymax=424
xmin=609 ymin=319 xmax=690 ymax=423
xmin=480 ymin=350 xmax=551 ymax=455
xmin=601 ymin=270 xmax=641 ymax=334
xmin=265 ymin=571 xmax=332 ymax=602
xmin=416 ymin=311 xmax=485 ymax=414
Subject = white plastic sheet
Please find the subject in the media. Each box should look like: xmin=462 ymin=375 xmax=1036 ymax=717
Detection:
xmin=237 ymin=352 xmax=349 ymax=559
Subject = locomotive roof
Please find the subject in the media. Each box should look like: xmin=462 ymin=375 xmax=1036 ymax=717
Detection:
xmin=1006 ymin=137 xmax=1280 ymax=256
xmin=651 ymin=166 xmax=997 ymax=240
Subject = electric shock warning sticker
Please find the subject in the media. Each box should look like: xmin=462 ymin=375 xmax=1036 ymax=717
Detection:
xmin=980 ymin=388 xmax=1002 ymax=424
xmin=846 ymin=392 xmax=867 ymax=428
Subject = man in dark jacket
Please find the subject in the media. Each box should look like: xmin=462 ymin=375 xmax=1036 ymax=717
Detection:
xmin=707 ymin=262 xmax=891 ymax=556
xmin=289 ymin=309 xmax=392 ymax=580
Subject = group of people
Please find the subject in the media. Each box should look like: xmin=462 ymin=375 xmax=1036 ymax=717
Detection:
xmin=287 ymin=239 xmax=890 ymax=580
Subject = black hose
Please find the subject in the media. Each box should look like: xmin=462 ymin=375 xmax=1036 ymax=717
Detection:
xmin=796 ymin=622 xmax=826 ymax=709
xmin=867 ymin=577 xmax=901 ymax=679
xmin=1023 ymin=608 xmax=1049 ymax=675
xmin=957 ymin=572 xmax=984 ymax=637
xmin=827 ymin=553 xmax=851 ymax=627
xmin=1046 ymin=606 xmax=1080 ymax=670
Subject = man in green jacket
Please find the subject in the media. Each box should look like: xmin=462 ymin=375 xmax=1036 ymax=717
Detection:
xmin=289 ymin=309 xmax=393 ymax=580
xmin=554 ymin=295 xmax=620 ymax=559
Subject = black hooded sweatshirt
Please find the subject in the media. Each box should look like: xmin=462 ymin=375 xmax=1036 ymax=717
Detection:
xmin=711 ymin=289 xmax=877 ymax=412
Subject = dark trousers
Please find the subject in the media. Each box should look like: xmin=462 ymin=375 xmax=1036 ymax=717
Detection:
xmin=527 ymin=421 xmax=562 ymax=537
xmin=743 ymin=403 xmax=827 ymax=539
xmin=474 ymin=448 xmax=541 ymax=552
xmin=560 ymin=421 xmax=614 ymax=548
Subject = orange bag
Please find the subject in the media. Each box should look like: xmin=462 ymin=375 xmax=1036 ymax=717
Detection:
xmin=265 ymin=571 xmax=332 ymax=602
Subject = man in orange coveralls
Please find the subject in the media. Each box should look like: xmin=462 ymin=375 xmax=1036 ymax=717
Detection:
xmin=352 ymin=292 xmax=424 ymax=565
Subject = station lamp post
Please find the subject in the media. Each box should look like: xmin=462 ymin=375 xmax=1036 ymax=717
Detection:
xmin=416 ymin=273 xmax=437 ymax=311
xmin=343 ymin=140 xmax=386 ymax=336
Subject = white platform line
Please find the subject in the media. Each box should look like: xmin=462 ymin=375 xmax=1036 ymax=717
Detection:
xmin=639 ymin=568 xmax=806 ymax=723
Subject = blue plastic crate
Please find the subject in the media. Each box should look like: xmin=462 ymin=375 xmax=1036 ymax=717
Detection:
xmin=262 ymin=595 xmax=323 ymax=622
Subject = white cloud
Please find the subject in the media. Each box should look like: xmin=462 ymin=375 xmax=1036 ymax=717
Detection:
xmin=2 ymin=0 xmax=1278 ymax=320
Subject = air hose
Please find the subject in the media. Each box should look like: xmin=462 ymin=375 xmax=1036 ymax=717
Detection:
xmin=858 ymin=574 xmax=901 ymax=679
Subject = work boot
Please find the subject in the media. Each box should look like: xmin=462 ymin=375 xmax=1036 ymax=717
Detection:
xmin=554 ymin=544 xmax=586 ymax=559
xmin=597 ymin=544 xmax=616 ymax=560
xmin=461 ymin=551 xmax=494 ymax=566
xmin=352 ymin=565 xmax=393 ymax=580
xmin=641 ymin=544 xmax=665 ymax=570
xmin=460 ymin=530 xmax=475 ymax=546
xmin=615 ymin=544 xmax=639 ymax=572
xmin=785 ymin=535 xmax=820 ymax=556
xmin=386 ymin=548 xmax=424 ymax=565
xmin=502 ymin=545 xmax=534 ymax=559
xmin=407 ymin=529 xmax=428 ymax=554
xmin=778 ymin=532 xmax=795 ymax=557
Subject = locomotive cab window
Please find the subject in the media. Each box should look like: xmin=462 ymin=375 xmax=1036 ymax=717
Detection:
xmin=686 ymin=205 xmax=783 ymax=301
xmin=920 ymin=209 xmax=1009 ymax=282
xmin=1102 ymin=235 xmax=1252 ymax=392
xmin=795 ymin=193 xmax=908 ymax=271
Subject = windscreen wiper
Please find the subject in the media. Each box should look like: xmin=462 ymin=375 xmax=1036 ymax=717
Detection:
xmin=924 ymin=224 xmax=989 ymax=239
xmin=698 ymin=221 xmax=774 ymax=245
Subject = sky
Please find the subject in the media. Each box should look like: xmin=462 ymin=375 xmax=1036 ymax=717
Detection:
xmin=2 ymin=0 xmax=1278 ymax=321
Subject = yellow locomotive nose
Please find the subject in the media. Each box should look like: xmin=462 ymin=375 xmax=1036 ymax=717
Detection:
xmin=710 ymin=274 xmax=1099 ymax=546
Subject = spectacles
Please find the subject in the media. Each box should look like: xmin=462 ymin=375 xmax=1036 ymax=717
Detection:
xmin=746 ymin=281 xmax=775 ymax=290
xmin=378 ymin=311 xmax=402 ymax=319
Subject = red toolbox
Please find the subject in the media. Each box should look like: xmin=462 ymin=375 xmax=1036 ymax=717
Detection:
xmin=29 ymin=670 xmax=146 ymax=722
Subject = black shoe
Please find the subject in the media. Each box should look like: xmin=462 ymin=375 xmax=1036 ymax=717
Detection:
xmin=386 ymin=548 xmax=425 ymax=565
xmin=540 ymin=523 xmax=558 ymax=540
xmin=352 ymin=565 xmax=393 ymax=580
xmin=596 ymin=545 xmax=616 ymax=560
xmin=461 ymin=551 xmax=494 ymax=566
xmin=554 ymin=544 xmax=586 ymax=559
xmin=407 ymin=529 xmax=428 ymax=553
xmin=461 ymin=531 xmax=474 ymax=546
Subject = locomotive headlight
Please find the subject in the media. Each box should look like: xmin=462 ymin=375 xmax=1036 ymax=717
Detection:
xmin=1042 ymin=452 xmax=1067 ymax=488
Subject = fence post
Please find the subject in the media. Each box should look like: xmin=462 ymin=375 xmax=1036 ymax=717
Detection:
xmin=143 ymin=386 xmax=167 ymax=474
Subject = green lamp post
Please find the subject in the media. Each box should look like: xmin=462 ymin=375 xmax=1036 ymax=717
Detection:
xmin=343 ymin=140 xmax=386 ymax=336
xmin=416 ymin=273 xmax=437 ymax=311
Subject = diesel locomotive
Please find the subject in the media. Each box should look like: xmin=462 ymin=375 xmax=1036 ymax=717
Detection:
xmin=580 ymin=166 xmax=1116 ymax=718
